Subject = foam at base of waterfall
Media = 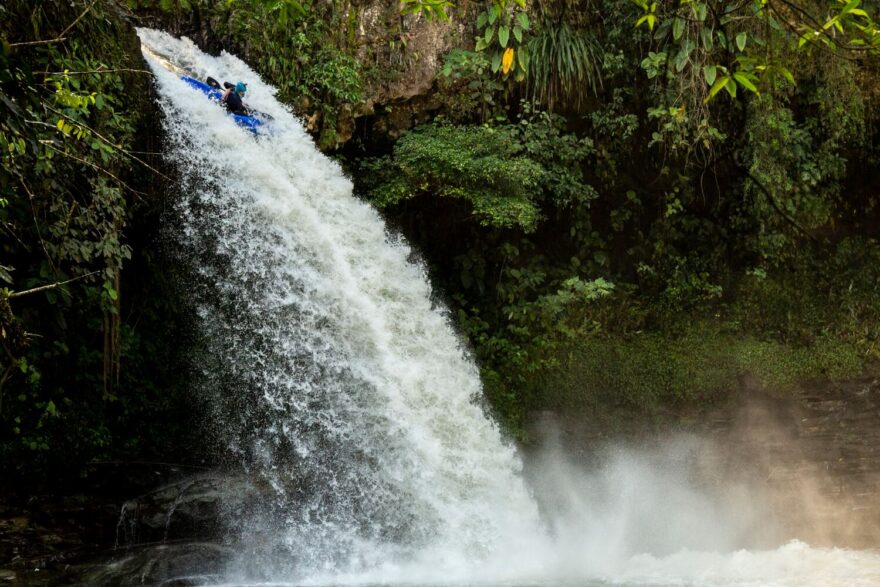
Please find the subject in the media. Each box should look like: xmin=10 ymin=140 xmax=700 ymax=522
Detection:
xmin=203 ymin=541 xmax=880 ymax=587
xmin=611 ymin=541 xmax=880 ymax=587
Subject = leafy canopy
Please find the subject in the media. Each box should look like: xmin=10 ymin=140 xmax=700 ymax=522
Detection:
xmin=362 ymin=110 xmax=595 ymax=231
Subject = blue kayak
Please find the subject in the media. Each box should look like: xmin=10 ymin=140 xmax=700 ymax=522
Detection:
xmin=180 ymin=76 xmax=265 ymax=134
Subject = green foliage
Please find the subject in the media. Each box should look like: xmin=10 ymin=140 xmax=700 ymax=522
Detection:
xmin=368 ymin=1 xmax=879 ymax=439
xmin=455 ymin=249 xmax=617 ymax=433
xmin=130 ymin=0 xmax=307 ymax=21
xmin=235 ymin=10 xmax=364 ymax=149
xmin=627 ymin=0 xmax=879 ymax=153
xmin=543 ymin=325 xmax=865 ymax=417
xmin=362 ymin=109 xmax=595 ymax=231
xmin=730 ymin=240 xmax=880 ymax=351
xmin=263 ymin=0 xmax=308 ymax=24
xmin=743 ymin=101 xmax=841 ymax=257
xmin=365 ymin=123 xmax=545 ymax=230
xmin=439 ymin=50 xmax=505 ymax=123
xmin=474 ymin=0 xmax=531 ymax=79
xmin=526 ymin=22 xmax=603 ymax=111
xmin=0 ymin=0 xmax=190 ymax=483
xmin=400 ymin=0 xmax=454 ymax=21
xmin=326 ymin=0 xmax=880 ymax=441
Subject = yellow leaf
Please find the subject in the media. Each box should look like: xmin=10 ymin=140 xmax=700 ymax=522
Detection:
xmin=502 ymin=47 xmax=515 ymax=75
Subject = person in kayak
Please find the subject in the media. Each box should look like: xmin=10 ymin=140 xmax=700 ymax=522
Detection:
xmin=222 ymin=82 xmax=249 ymax=115
xmin=206 ymin=77 xmax=250 ymax=115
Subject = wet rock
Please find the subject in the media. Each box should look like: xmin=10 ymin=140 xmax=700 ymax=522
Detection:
xmin=116 ymin=474 xmax=259 ymax=546
xmin=72 ymin=542 xmax=232 ymax=586
xmin=0 ymin=569 xmax=16 ymax=582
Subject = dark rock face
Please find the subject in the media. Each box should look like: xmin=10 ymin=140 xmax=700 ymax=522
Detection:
xmin=53 ymin=473 xmax=266 ymax=584
xmin=0 ymin=469 xmax=258 ymax=585
xmin=346 ymin=5 xmax=468 ymax=142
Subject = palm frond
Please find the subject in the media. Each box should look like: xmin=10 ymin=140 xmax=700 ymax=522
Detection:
xmin=526 ymin=22 xmax=603 ymax=112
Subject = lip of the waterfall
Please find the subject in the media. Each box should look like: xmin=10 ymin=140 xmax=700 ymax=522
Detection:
xmin=145 ymin=37 xmax=307 ymax=142
xmin=140 ymin=43 xmax=195 ymax=78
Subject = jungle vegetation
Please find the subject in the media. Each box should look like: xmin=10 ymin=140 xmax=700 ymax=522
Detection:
xmin=360 ymin=0 xmax=880 ymax=433
xmin=0 ymin=0 xmax=192 ymax=484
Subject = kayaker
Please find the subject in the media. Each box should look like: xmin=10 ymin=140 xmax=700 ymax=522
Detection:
xmin=221 ymin=82 xmax=249 ymax=115
xmin=206 ymin=77 xmax=250 ymax=115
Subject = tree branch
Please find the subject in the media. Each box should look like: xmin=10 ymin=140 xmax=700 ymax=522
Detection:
xmin=743 ymin=169 xmax=822 ymax=244
xmin=41 ymin=103 xmax=171 ymax=181
xmin=42 ymin=68 xmax=155 ymax=76
xmin=58 ymin=0 xmax=101 ymax=41
xmin=8 ymin=0 xmax=99 ymax=48
xmin=44 ymin=144 xmax=147 ymax=198
xmin=8 ymin=38 xmax=68 ymax=48
xmin=7 ymin=271 xmax=102 ymax=299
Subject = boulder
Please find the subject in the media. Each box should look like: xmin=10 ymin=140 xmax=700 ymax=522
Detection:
xmin=116 ymin=473 xmax=259 ymax=546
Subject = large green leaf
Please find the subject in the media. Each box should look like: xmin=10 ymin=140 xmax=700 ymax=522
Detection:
xmin=779 ymin=66 xmax=795 ymax=85
xmin=488 ymin=4 xmax=500 ymax=24
xmin=517 ymin=44 xmax=529 ymax=71
xmin=700 ymin=28 xmax=713 ymax=49
xmin=725 ymin=77 xmax=737 ymax=97
xmin=673 ymin=17 xmax=685 ymax=41
xmin=674 ymin=49 xmax=689 ymax=72
xmin=0 ymin=265 xmax=14 ymax=285
xmin=499 ymin=25 xmax=510 ymax=48
xmin=705 ymin=75 xmax=729 ymax=102
xmin=703 ymin=64 xmax=717 ymax=85
xmin=733 ymin=71 xmax=758 ymax=93
xmin=674 ymin=40 xmax=694 ymax=72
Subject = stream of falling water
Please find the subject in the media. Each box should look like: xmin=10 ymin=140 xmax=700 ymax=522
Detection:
xmin=140 ymin=29 xmax=880 ymax=587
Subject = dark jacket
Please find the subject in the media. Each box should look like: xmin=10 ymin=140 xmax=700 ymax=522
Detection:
xmin=224 ymin=90 xmax=247 ymax=115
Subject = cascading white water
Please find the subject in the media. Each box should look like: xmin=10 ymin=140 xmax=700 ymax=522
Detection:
xmin=139 ymin=28 xmax=545 ymax=582
xmin=140 ymin=29 xmax=880 ymax=587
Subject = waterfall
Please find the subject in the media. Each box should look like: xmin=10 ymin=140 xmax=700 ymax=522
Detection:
xmin=139 ymin=29 xmax=880 ymax=587
xmin=139 ymin=28 xmax=544 ymax=582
